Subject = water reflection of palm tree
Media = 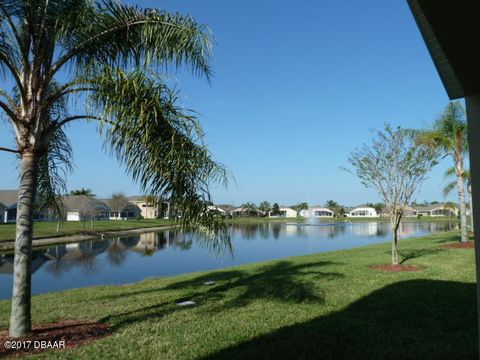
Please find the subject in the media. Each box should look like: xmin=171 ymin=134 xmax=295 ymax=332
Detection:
xmin=65 ymin=241 xmax=100 ymax=274
xmin=44 ymin=245 xmax=73 ymax=277
xmin=106 ymin=238 xmax=128 ymax=266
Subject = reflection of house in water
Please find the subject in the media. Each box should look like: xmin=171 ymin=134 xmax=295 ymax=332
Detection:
xmin=129 ymin=231 xmax=191 ymax=254
xmin=0 ymin=252 xmax=49 ymax=275
xmin=350 ymin=222 xmax=380 ymax=237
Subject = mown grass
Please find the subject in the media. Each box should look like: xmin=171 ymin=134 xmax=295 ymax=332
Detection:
xmin=0 ymin=219 xmax=174 ymax=243
xmin=0 ymin=231 xmax=476 ymax=359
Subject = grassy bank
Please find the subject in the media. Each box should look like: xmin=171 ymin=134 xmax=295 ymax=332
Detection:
xmin=0 ymin=219 xmax=174 ymax=243
xmin=0 ymin=231 xmax=476 ymax=359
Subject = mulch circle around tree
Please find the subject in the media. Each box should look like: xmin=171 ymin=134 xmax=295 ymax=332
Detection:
xmin=0 ymin=320 xmax=111 ymax=358
xmin=368 ymin=264 xmax=423 ymax=272
xmin=441 ymin=242 xmax=475 ymax=249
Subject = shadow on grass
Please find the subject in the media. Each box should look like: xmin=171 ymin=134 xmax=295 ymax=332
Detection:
xmin=202 ymin=279 xmax=477 ymax=360
xmin=398 ymin=248 xmax=443 ymax=264
xmin=100 ymin=260 xmax=343 ymax=331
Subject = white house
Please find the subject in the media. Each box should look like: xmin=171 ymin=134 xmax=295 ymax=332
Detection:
xmin=299 ymin=207 xmax=335 ymax=218
xmin=207 ymin=205 xmax=227 ymax=216
xmin=346 ymin=206 xmax=379 ymax=218
xmin=269 ymin=207 xmax=297 ymax=218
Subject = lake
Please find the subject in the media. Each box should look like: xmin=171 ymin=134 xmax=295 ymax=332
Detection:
xmin=0 ymin=221 xmax=458 ymax=299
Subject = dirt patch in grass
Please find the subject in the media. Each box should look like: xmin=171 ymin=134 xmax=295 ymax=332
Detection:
xmin=0 ymin=320 xmax=111 ymax=358
xmin=368 ymin=264 xmax=423 ymax=272
xmin=441 ymin=242 xmax=475 ymax=249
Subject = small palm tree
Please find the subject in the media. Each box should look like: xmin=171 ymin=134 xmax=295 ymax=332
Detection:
xmin=407 ymin=101 xmax=469 ymax=242
xmin=0 ymin=0 xmax=227 ymax=337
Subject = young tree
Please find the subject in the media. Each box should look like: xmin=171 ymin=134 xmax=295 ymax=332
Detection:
xmin=347 ymin=125 xmax=437 ymax=265
xmin=407 ymin=102 xmax=469 ymax=242
xmin=0 ymin=1 xmax=227 ymax=337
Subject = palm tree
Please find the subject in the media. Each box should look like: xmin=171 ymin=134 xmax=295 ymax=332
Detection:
xmin=258 ymin=201 xmax=272 ymax=215
xmin=241 ymin=202 xmax=258 ymax=217
xmin=0 ymin=0 xmax=227 ymax=337
xmin=408 ymin=101 xmax=469 ymax=242
xmin=444 ymin=167 xmax=473 ymax=231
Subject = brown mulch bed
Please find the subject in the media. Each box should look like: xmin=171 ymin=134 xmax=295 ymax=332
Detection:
xmin=368 ymin=264 xmax=423 ymax=272
xmin=0 ymin=320 xmax=111 ymax=358
xmin=441 ymin=242 xmax=475 ymax=249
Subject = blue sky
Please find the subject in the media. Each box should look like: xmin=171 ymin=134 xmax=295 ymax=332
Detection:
xmin=0 ymin=0 xmax=460 ymax=206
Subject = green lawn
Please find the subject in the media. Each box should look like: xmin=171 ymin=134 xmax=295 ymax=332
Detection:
xmin=0 ymin=219 xmax=174 ymax=243
xmin=0 ymin=231 xmax=476 ymax=359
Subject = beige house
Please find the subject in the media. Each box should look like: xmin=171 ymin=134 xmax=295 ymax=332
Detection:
xmin=414 ymin=204 xmax=459 ymax=217
xmin=126 ymin=196 xmax=166 ymax=219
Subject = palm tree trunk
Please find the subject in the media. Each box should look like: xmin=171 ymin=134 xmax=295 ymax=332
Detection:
xmin=456 ymin=169 xmax=468 ymax=242
xmin=9 ymin=152 xmax=39 ymax=337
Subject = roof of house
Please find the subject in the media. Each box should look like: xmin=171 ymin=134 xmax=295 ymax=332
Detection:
xmin=100 ymin=198 xmax=138 ymax=211
xmin=61 ymin=195 xmax=110 ymax=212
xmin=0 ymin=190 xmax=18 ymax=208
xmin=414 ymin=203 xmax=458 ymax=211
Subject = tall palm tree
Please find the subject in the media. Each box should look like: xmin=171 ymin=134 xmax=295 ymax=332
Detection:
xmin=0 ymin=0 xmax=227 ymax=337
xmin=408 ymin=101 xmax=469 ymax=242
xmin=444 ymin=167 xmax=473 ymax=231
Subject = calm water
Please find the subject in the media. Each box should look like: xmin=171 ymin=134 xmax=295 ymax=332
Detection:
xmin=0 ymin=221 xmax=458 ymax=299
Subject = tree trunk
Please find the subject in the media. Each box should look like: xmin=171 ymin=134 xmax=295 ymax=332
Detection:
xmin=456 ymin=169 xmax=469 ymax=242
xmin=390 ymin=213 xmax=401 ymax=265
xmin=9 ymin=152 xmax=39 ymax=337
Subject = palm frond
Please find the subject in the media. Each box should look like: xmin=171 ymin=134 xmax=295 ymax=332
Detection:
xmin=55 ymin=0 xmax=212 ymax=79
xmin=89 ymin=67 xmax=229 ymax=248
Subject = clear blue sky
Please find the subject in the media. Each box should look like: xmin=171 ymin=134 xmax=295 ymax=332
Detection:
xmin=0 ymin=0 xmax=461 ymax=206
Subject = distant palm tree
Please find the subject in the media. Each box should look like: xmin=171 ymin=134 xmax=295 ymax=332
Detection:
xmin=407 ymin=102 xmax=468 ymax=242
xmin=0 ymin=0 xmax=227 ymax=337
xmin=70 ymin=188 xmax=95 ymax=197
xmin=258 ymin=201 xmax=272 ymax=214
xmin=241 ymin=202 xmax=259 ymax=217
xmin=444 ymin=167 xmax=473 ymax=231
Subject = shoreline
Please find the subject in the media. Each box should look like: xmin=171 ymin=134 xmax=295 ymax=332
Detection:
xmin=0 ymin=225 xmax=177 ymax=252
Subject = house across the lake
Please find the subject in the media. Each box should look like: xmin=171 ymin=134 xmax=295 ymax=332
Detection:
xmin=269 ymin=207 xmax=297 ymax=218
xmin=231 ymin=207 xmax=263 ymax=217
xmin=62 ymin=195 xmax=111 ymax=222
xmin=299 ymin=207 xmax=335 ymax=218
xmin=126 ymin=196 xmax=167 ymax=219
xmin=414 ymin=204 xmax=459 ymax=217
xmin=0 ymin=189 xmax=52 ymax=223
xmin=345 ymin=206 xmax=379 ymax=218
